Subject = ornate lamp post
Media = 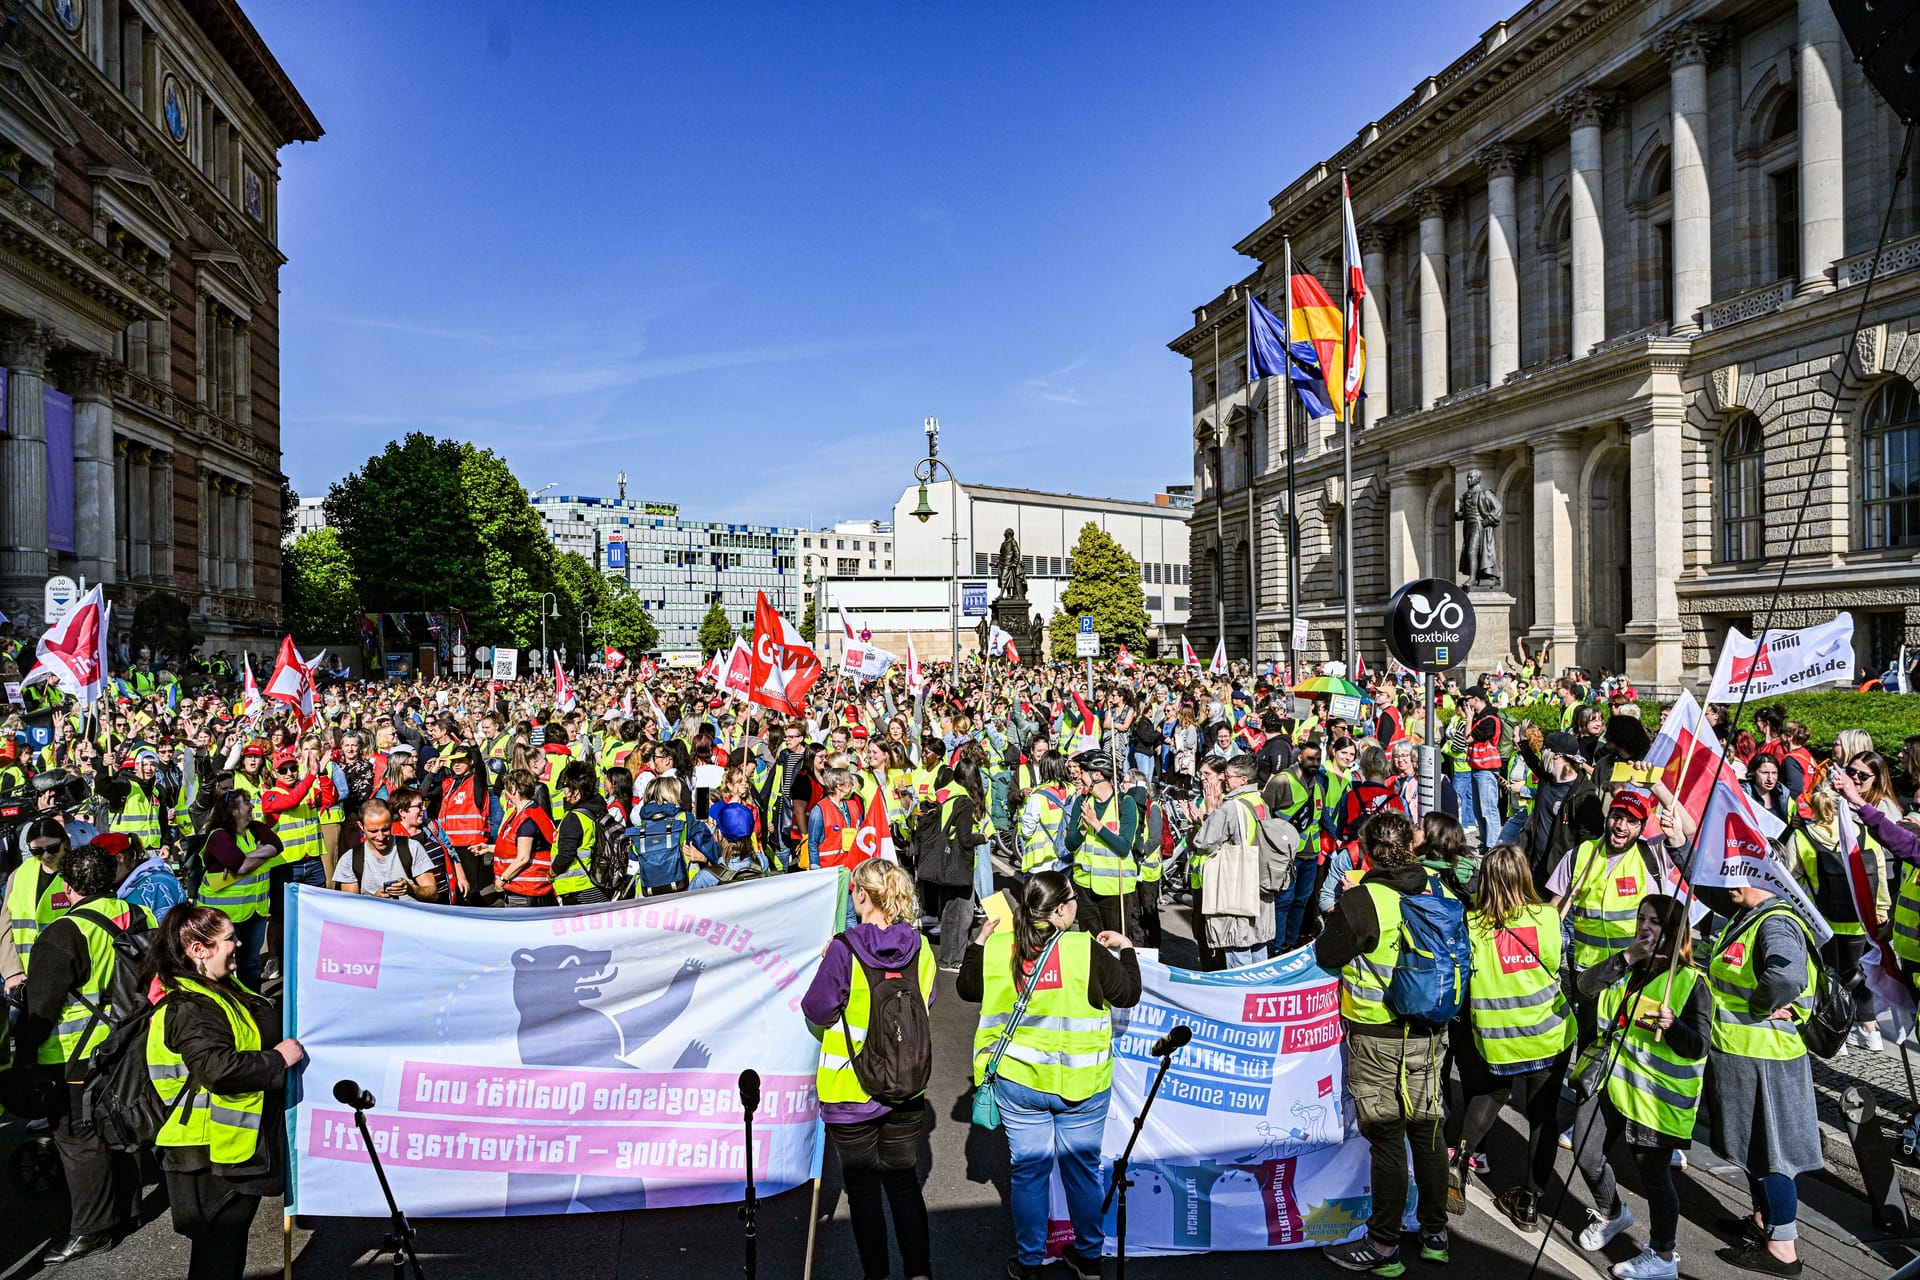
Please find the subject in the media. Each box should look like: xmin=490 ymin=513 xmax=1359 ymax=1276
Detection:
xmin=910 ymin=416 xmax=961 ymax=662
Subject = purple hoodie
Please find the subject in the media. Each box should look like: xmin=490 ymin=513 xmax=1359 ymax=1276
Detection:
xmin=801 ymin=921 xmax=933 ymax=1123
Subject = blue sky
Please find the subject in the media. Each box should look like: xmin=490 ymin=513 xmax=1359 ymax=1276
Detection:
xmin=256 ymin=0 xmax=1514 ymax=526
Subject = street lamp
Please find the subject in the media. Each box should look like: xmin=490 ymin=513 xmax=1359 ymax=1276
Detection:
xmin=539 ymin=591 xmax=559 ymax=674
xmin=581 ymin=610 xmax=594 ymax=668
xmin=911 ymin=416 xmax=961 ymax=663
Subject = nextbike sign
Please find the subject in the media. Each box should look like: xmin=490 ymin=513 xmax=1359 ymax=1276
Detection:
xmin=1383 ymin=578 xmax=1476 ymax=674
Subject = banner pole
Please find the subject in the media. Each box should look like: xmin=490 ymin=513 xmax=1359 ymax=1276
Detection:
xmin=282 ymin=1212 xmax=292 ymax=1280
xmin=801 ymin=1175 xmax=823 ymax=1280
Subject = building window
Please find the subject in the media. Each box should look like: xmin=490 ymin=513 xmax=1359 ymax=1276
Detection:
xmin=1174 ymin=596 xmax=1190 ymax=611
xmin=1719 ymin=414 xmax=1765 ymax=562
xmin=1022 ymin=555 xmax=1033 ymax=576
xmin=975 ymin=552 xmax=989 ymax=576
xmin=1146 ymin=596 xmax=1163 ymax=612
xmin=1050 ymin=556 xmax=1062 ymax=577
xmin=836 ymin=539 xmax=844 ymax=550
xmin=884 ymin=560 xmax=891 ymax=569
xmin=803 ymin=537 xmax=811 ymax=547
xmin=1652 ymin=221 xmax=1674 ymax=327
xmin=1770 ymin=170 xmax=1799 ymax=284
xmin=1863 ymin=379 xmax=1920 ymax=548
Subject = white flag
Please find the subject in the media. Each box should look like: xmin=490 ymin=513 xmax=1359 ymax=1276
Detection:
xmin=905 ymin=634 xmax=925 ymax=695
xmin=1181 ymin=635 xmax=1201 ymax=668
xmin=1706 ymin=615 xmax=1854 ymax=703
xmin=1208 ymin=636 xmax=1228 ymax=676
xmin=22 ymin=585 xmax=110 ymax=706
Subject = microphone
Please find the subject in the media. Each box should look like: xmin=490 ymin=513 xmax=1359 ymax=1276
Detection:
xmin=1149 ymin=1025 xmax=1193 ymax=1058
xmin=738 ymin=1068 xmax=761 ymax=1116
xmin=332 ymin=1079 xmax=376 ymax=1110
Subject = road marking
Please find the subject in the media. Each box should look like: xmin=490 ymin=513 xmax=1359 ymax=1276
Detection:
xmin=1463 ymin=1181 xmax=1608 ymax=1280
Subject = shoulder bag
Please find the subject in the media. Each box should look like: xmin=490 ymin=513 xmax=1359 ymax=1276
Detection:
xmin=971 ymin=934 xmax=1061 ymax=1130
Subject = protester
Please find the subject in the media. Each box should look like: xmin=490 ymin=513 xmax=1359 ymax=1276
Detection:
xmin=334 ymin=797 xmax=438 ymax=900
xmin=1187 ymin=755 xmax=1282 ymax=967
xmin=1 ymin=815 xmax=72 ymax=989
xmin=492 ymin=768 xmax=557 ymax=907
xmin=199 ymin=791 xmax=284 ymax=989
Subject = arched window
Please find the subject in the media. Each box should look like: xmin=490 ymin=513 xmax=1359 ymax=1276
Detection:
xmin=1719 ymin=414 xmax=1765 ymax=561
xmin=1863 ymin=380 xmax=1920 ymax=548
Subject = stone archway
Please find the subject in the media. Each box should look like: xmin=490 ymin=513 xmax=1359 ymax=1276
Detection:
xmin=1496 ymin=455 xmax=1533 ymax=655
xmin=1579 ymin=442 xmax=1631 ymax=674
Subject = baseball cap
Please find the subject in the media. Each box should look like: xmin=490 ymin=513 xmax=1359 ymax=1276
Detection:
xmin=712 ymin=800 xmax=756 ymax=843
xmin=388 ymin=744 xmax=416 ymax=759
xmin=241 ymin=741 xmax=269 ymax=759
xmin=272 ymin=748 xmax=299 ymax=769
xmin=1609 ymin=790 xmax=1652 ymax=822
xmin=1541 ymin=731 xmax=1587 ymax=764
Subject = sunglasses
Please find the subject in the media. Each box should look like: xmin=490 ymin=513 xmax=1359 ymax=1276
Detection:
xmin=29 ymin=842 xmax=64 ymax=855
xmin=1846 ymin=768 xmax=1875 ymax=782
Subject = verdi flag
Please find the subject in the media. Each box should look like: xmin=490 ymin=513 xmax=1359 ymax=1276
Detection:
xmin=1706 ymin=615 xmax=1855 ymax=702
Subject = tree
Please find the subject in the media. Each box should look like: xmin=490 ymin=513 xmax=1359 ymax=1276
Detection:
xmin=698 ymin=600 xmax=736 ymax=658
xmin=552 ymin=551 xmax=657 ymax=660
xmin=1048 ymin=522 xmax=1149 ymax=660
xmin=282 ymin=527 xmax=361 ymax=644
xmin=799 ymin=597 xmax=816 ymax=643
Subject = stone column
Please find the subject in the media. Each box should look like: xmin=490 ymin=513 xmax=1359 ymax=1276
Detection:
xmin=1528 ymin=433 xmax=1581 ymax=655
xmin=1623 ymin=406 xmax=1685 ymax=685
xmin=1477 ymin=144 xmax=1526 ymax=384
xmin=1798 ymin=0 xmax=1845 ymax=293
xmin=1414 ymin=189 xmax=1451 ymax=408
xmin=1359 ymin=227 xmax=1391 ymax=418
xmin=236 ymin=484 xmax=253 ymax=594
xmin=0 ymin=320 xmax=55 ymax=621
xmin=128 ymin=445 xmax=152 ymax=580
xmin=150 ymin=451 xmax=173 ymax=584
xmin=62 ymin=353 xmax=123 ymax=586
xmin=1556 ymin=90 xmax=1612 ymax=356
xmin=1387 ymin=469 xmax=1427 ymax=585
xmin=234 ymin=323 xmax=251 ymax=425
xmin=1659 ymin=23 xmax=1722 ymax=335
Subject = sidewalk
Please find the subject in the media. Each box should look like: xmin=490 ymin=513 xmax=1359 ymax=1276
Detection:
xmin=1811 ymin=1033 xmax=1920 ymax=1203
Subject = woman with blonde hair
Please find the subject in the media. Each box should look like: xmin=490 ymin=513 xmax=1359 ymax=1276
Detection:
xmin=802 ymin=859 xmax=934 ymax=1280
xmin=1454 ymin=844 xmax=1575 ymax=1232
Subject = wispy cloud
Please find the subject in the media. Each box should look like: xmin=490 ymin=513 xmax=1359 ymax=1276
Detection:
xmin=1017 ymin=352 xmax=1093 ymax=406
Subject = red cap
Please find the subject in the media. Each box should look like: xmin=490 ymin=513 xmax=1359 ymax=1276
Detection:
xmin=1609 ymin=790 xmax=1652 ymax=822
xmin=241 ymin=741 xmax=269 ymax=759
xmin=708 ymin=698 xmax=725 ymax=709
xmin=850 ymin=725 xmax=869 ymax=740
xmin=272 ymin=748 xmax=299 ymax=769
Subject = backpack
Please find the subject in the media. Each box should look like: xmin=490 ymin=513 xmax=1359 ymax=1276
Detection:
xmin=1383 ymin=876 xmax=1472 ymax=1026
xmin=62 ymin=908 xmax=164 ymax=1151
xmin=631 ymin=803 xmax=689 ymax=890
xmin=834 ymin=933 xmax=933 ymax=1106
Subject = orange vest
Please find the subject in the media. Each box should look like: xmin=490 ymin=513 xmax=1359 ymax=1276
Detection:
xmin=493 ymin=803 xmax=556 ymax=896
xmin=439 ymin=774 xmax=490 ymax=848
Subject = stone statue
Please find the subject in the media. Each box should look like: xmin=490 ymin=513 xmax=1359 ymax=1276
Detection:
xmin=1454 ymin=470 xmax=1503 ymax=588
xmin=995 ymin=528 xmax=1026 ymax=599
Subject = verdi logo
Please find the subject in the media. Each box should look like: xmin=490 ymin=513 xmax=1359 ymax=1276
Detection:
xmin=1495 ymin=925 xmax=1541 ymax=974
xmin=316 ymin=920 xmax=385 ymax=989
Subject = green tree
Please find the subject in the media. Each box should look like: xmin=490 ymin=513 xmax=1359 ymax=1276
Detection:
xmin=1048 ymin=522 xmax=1149 ymax=660
xmin=600 ymin=577 xmax=658 ymax=655
xmin=799 ymin=597 xmax=816 ymax=643
xmin=282 ymin=527 xmax=361 ymax=644
xmin=698 ymin=600 xmax=736 ymax=658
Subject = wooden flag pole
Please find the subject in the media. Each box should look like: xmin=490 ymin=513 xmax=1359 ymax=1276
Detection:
xmin=800 ymin=1174 xmax=824 ymax=1280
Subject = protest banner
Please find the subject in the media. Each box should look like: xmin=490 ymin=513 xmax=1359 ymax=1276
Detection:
xmin=285 ymin=873 xmax=844 ymax=1218
xmin=1053 ymin=947 xmax=1374 ymax=1257
xmin=1705 ymin=614 xmax=1854 ymax=702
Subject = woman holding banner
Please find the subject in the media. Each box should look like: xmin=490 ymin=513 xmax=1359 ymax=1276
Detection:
xmin=960 ymin=871 xmax=1139 ymax=1280
xmin=803 ymin=859 xmax=935 ymax=1280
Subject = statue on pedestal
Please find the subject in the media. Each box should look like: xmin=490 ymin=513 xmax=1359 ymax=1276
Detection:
xmin=1455 ymin=470 xmax=1504 ymax=589
xmin=996 ymin=528 xmax=1026 ymax=600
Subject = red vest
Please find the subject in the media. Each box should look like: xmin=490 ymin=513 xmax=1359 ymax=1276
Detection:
xmin=813 ymin=796 xmax=868 ymax=871
xmin=439 ymin=774 xmax=490 ymax=848
xmin=493 ymin=804 xmax=557 ymax=896
xmin=1466 ymin=715 xmax=1504 ymax=771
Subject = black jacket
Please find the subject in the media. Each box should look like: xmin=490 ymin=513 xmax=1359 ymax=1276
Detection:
xmin=918 ymin=793 xmax=985 ymax=888
xmin=155 ymin=980 xmax=288 ymax=1193
xmin=1314 ymin=863 xmax=1434 ymax=1036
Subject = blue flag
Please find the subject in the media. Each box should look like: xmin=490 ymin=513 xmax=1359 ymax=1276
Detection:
xmin=1246 ymin=294 xmax=1289 ymax=383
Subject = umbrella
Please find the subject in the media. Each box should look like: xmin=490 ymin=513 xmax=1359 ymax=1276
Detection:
xmin=1290 ymin=675 xmax=1373 ymax=703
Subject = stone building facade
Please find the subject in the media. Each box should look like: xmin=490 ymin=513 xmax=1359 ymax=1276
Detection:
xmin=0 ymin=0 xmax=318 ymax=641
xmin=1172 ymin=0 xmax=1919 ymax=690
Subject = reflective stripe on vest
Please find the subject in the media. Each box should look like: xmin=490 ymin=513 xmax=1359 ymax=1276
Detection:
xmin=1466 ymin=716 xmax=1504 ymax=771
xmin=1891 ymin=859 xmax=1920 ymax=964
xmin=1709 ymin=905 xmax=1816 ymax=1061
xmin=494 ymin=804 xmax=555 ymax=896
xmin=971 ymin=932 xmax=1113 ymax=1101
xmin=112 ymin=784 xmax=164 ymax=846
xmin=1340 ymin=881 xmax=1404 ymax=1026
xmin=39 ymin=899 xmax=151 ymax=1066
xmin=1567 ymin=839 xmax=1650 ymax=970
xmin=148 ymin=977 xmax=266 ymax=1166
xmin=1794 ymin=828 xmax=1865 ymax=937
xmin=550 ymin=810 xmax=599 ymax=896
xmin=1021 ymin=788 xmax=1068 ymax=874
xmin=1598 ymin=966 xmax=1705 ymax=1140
xmin=1069 ymin=793 xmax=1136 ymax=896
xmin=4 ymin=865 xmax=70 ymax=974
xmin=267 ymin=794 xmax=323 ymax=865
xmin=1467 ymin=902 xmax=1574 ymax=1072
xmin=817 ymin=939 xmax=934 ymax=1104
xmin=201 ymin=829 xmax=272 ymax=922
xmin=438 ymin=777 xmax=490 ymax=848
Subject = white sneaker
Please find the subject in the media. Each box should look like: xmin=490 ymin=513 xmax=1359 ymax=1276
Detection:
xmin=1610 ymin=1247 xmax=1679 ymax=1280
xmin=1670 ymin=1149 xmax=1688 ymax=1169
xmin=1579 ymin=1204 xmax=1636 ymax=1252
xmin=1862 ymin=1025 xmax=1886 ymax=1052
xmin=1558 ymin=1127 xmax=1574 ymax=1151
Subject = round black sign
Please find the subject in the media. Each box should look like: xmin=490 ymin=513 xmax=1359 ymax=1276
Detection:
xmin=1384 ymin=578 xmax=1478 ymax=674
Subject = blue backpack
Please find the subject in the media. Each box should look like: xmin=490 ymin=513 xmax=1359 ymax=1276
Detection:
xmin=1384 ymin=874 xmax=1471 ymax=1025
xmin=630 ymin=802 xmax=690 ymax=890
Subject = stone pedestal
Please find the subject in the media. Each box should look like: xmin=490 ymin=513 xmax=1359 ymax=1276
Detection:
xmin=1463 ymin=590 xmax=1516 ymax=680
xmin=986 ymin=596 xmax=1042 ymax=659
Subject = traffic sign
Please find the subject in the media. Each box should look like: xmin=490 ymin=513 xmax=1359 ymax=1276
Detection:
xmin=1075 ymin=632 xmax=1100 ymax=657
xmin=43 ymin=574 xmax=77 ymax=625
xmin=1078 ymin=615 xmax=1094 ymax=634
xmin=453 ymin=643 xmax=467 ymax=657
xmin=1384 ymin=579 xmax=1477 ymax=674
xmin=475 ymin=645 xmax=493 ymax=663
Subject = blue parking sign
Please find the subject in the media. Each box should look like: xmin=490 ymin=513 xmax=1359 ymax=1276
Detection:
xmin=1079 ymin=615 xmax=1094 ymax=634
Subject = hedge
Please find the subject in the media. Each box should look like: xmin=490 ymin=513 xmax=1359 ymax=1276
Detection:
xmin=1504 ymin=691 xmax=1916 ymax=755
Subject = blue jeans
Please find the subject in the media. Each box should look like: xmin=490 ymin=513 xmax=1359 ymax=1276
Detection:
xmin=995 ymin=1078 xmax=1109 ymax=1265
xmin=1223 ymin=947 xmax=1263 ymax=967
xmin=284 ymin=856 xmax=327 ymax=888
xmin=1495 ymin=804 xmax=1530 ymax=848
xmin=1451 ymin=770 xmax=1477 ymax=840
xmin=1470 ymin=770 xmax=1502 ymax=849
xmin=1128 ymin=748 xmax=1157 ymax=782
xmin=974 ymin=838 xmax=997 ymax=902
xmin=1275 ymin=857 xmax=1318 ymax=950
xmin=232 ymin=914 xmax=268 ymax=990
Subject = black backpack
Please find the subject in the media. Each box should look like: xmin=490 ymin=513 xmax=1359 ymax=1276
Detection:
xmin=835 ymin=933 xmax=932 ymax=1106
xmin=61 ymin=907 xmax=170 ymax=1152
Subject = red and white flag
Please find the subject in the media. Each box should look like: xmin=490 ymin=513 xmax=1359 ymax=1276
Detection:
xmin=723 ymin=638 xmax=754 ymax=701
xmin=23 ymin=584 xmax=110 ymax=706
xmin=906 ymin=634 xmax=925 ymax=696
xmin=853 ymin=785 xmax=892 ymax=865
xmin=1690 ymin=776 xmax=1828 ymax=943
xmin=1706 ymin=616 xmax=1854 ymax=703
xmin=621 ymin=688 xmax=634 ymax=720
xmin=553 ymin=653 xmax=577 ymax=712
xmin=987 ymin=625 xmax=1022 ymax=665
xmin=636 ymin=656 xmax=657 ymax=679
xmin=264 ymin=635 xmax=321 ymax=729
xmin=695 ymin=650 xmax=721 ymax=685
xmin=604 ymin=646 xmax=626 ymax=671
xmin=1208 ymin=636 xmax=1228 ymax=676
xmin=749 ymin=592 xmax=822 ymax=715
xmin=1642 ymin=691 xmax=1726 ymax=828
xmin=837 ymin=603 xmax=858 ymax=641
xmin=1115 ymin=644 xmax=1136 ymax=670
xmin=240 ymin=652 xmax=264 ymax=714
xmin=1181 ymin=635 xmax=1201 ymax=669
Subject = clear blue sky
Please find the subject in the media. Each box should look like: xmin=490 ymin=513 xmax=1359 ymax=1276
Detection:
xmin=255 ymin=0 xmax=1514 ymax=526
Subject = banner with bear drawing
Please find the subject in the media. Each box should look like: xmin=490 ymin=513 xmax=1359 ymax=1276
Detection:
xmin=1059 ymin=947 xmax=1375 ymax=1256
xmin=283 ymin=873 xmax=843 ymax=1218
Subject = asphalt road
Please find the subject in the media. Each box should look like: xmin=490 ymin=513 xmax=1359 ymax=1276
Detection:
xmin=0 ymin=900 xmax=1911 ymax=1279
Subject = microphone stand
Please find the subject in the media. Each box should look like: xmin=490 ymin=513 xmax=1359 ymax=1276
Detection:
xmin=1102 ymin=1039 xmax=1184 ymax=1280
xmin=347 ymin=1100 xmax=425 ymax=1280
xmin=739 ymin=1089 xmax=760 ymax=1279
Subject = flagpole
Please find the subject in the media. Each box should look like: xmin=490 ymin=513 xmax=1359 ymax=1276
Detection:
xmin=1210 ymin=320 xmax=1226 ymax=655
xmin=1339 ymin=170 xmax=1358 ymax=676
xmin=1282 ymin=238 xmax=1299 ymax=688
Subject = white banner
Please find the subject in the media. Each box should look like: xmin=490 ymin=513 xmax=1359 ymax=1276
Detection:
xmin=839 ymin=642 xmax=897 ymax=681
xmin=1058 ymin=948 xmax=1372 ymax=1256
xmin=285 ymin=874 xmax=844 ymax=1217
xmin=1706 ymin=615 xmax=1854 ymax=702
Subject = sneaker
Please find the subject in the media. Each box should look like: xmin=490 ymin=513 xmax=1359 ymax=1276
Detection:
xmin=1670 ymin=1149 xmax=1688 ymax=1170
xmin=1714 ymin=1242 xmax=1802 ymax=1276
xmin=1611 ymin=1247 xmax=1680 ymax=1280
xmin=1419 ymin=1228 xmax=1450 ymax=1264
xmin=1324 ymin=1236 xmax=1406 ymax=1276
xmin=1558 ymin=1127 xmax=1574 ymax=1151
xmin=1446 ymin=1162 xmax=1467 ymax=1217
xmin=1578 ymin=1204 xmax=1636 ymax=1252
xmin=1006 ymin=1259 xmax=1043 ymax=1280
xmin=1855 ymin=1025 xmax=1886 ymax=1052
xmin=1715 ymin=1215 xmax=1767 ymax=1246
xmin=1467 ymin=1151 xmax=1490 ymax=1176
xmin=1060 ymin=1250 xmax=1101 ymax=1280
xmin=1495 ymin=1187 xmax=1540 ymax=1233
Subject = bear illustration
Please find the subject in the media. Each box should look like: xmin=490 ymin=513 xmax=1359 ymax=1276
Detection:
xmin=510 ymin=946 xmax=710 ymax=1070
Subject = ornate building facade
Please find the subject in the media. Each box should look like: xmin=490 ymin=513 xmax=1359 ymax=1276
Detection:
xmin=0 ymin=0 xmax=318 ymax=640
xmin=1173 ymin=0 xmax=1918 ymax=690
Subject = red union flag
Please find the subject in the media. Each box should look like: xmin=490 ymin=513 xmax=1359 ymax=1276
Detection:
xmin=604 ymin=646 xmax=626 ymax=671
xmin=241 ymin=651 xmax=264 ymax=714
xmin=1729 ymin=643 xmax=1774 ymax=684
xmin=749 ymin=592 xmax=821 ymax=715
xmin=264 ymin=635 xmax=321 ymax=729
xmin=722 ymin=639 xmax=753 ymax=700
xmin=23 ymin=584 xmax=110 ymax=705
xmin=1690 ymin=775 xmax=1830 ymax=944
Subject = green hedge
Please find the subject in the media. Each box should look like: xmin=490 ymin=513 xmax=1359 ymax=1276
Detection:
xmin=1506 ymin=691 xmax=1914 ymax=755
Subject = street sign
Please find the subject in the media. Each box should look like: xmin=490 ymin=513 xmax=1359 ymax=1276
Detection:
xmin=475 ymin=645 xmax=493 ymax=663
xmin=528 ymin=648 xmax=542 ymax=667
xmin=1076 ymin=632 xmax=1101 ymax=657
xmin=43 ymin=574 xmax=78 ymax=625
xmin=453 ymin=644 xmax=467 ymax=657
xmin=1078 ymin=615 xmax=1094 ymax=634
xmin=961 ymin=581 xmax=989 ymax=618
xmin=1384 ymin=578 xmax=1477 ymax=674
xmin=491 ymin=647 xmax=520 ymax=681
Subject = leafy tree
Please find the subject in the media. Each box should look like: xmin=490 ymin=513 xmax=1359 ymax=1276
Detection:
xmin=599 ymin=577 xmax=658 ymax=655
xmin=552 ymin=551 xmax=657 ymax=660
xmin=1048 ymin=522 xmax=1149 ymax=660
xmin=799 ymin=598 xmax=816 ymax=643
xmin=698 ymin=600 xmax=736 ymax=658
xmin=282 ymin=528 xmax=361 ymax=644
